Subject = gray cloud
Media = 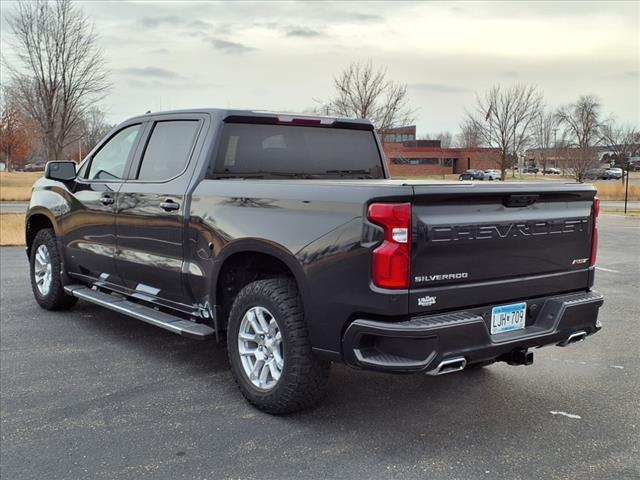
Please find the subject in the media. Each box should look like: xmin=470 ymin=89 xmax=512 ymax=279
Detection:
xmin=286 ymin=27 xmax=323 ymax=37
xmin=409 ymin=83 xmax=471 ymax=93
xmin=350 ymin=13 xmax=382 ymax=22
xmin=191 ymin=19 xmax=212 ymax=29
xmin=140 ymin=16 xmax=183 ymax=28
xmin=119 ymin=67 xmax=182 ymax=79
xmin=210 ymin=38 xmax=255 ymax=53
xmin=140 ymin=16 xmax=212 ymax=32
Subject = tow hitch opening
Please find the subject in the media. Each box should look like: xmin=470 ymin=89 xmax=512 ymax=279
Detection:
xmin=504 ymin=348 xmax=534 ymax=366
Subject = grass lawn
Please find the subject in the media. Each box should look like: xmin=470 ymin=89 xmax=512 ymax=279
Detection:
xmin=0 ymin=213 xmax=25 ymax=246
xmin=0 ymin=172 xmax=41 ymax=201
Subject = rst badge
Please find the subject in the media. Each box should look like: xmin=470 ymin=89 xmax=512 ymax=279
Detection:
xmin=417 ymin=296 xmax=437 ymax=307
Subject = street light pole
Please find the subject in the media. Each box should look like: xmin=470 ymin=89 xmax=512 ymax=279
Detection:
xmin=553 ymin=128 xmax=558 ymax=169
xmin=624 ymin=159 xmax=630 ymax=214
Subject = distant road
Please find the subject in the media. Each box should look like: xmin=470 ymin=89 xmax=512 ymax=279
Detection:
xmin=601 ymin=200 xmax=640 ymax=211
xmin=0 ymin=202 xmax=29 ymax=213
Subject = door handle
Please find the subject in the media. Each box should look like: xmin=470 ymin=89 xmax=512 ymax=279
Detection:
xmin=100 ymin=195 xmax=114 ymax=205
xmin=160 ymin=199 xmax=180 ymax=211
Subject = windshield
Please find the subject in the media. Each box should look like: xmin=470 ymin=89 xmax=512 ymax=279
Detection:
xmin=210 ymin=123 xmax=384 ymax=179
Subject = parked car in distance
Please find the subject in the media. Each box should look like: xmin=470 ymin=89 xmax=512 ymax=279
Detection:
xmin=483 ymin=169 xmax=501 ymax=181
xmin=459 ymin=169 xmax=486 ymax=181
xmin=602 ymin=167 xmax=623 ymax=180
xmin=543 ymin=167 xmax=561 ymax=175
xmin=524 ymin=166 xmax=540 ymax=174
xmin=26 ymin=108 xmax=603 ymax=414
xmin=23 ymin=161 xmax=46 ymax=172
xmin=584 ymin=168 xmax=605 ymax=180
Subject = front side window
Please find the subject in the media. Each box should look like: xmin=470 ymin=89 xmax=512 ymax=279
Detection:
xmin=136 ymin=121 xmax=200 ymax=181
xmin=87 ymin=124 xmax=141 ymax=180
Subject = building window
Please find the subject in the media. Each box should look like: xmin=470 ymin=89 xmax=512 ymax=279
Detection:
xmin=391 ymin=158 xmax=439 ymax=165
xmin=381 ymin=133 xmax=416 ymax=143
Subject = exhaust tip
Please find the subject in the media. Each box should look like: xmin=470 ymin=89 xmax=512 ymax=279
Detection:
xmin=427 ymin=356 xmax=467 ymax=376
xmin=558 ymin=330 xmax=588 ymax=347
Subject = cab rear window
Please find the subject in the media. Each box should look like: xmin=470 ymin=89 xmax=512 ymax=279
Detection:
xmin=209 ymin=123 xmax=384 ymax=179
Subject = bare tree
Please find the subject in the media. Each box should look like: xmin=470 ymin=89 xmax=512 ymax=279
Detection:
xmin=79 ymin=106 xmax=113 ymax=157
xmin=531 ymin=108 xmax=557 ymax=173
xmin=600 ymin=121 xmax=639 ymax=182
xmin=7 ymin=0 xmax=110 ymax=160
xmin=0 ymin=85 xmax=34 ymax=171
xmin=455 ymin=119 xmax=483 ymax=148
xmin=555 ymin=95 xmax=602 ymax=181
xmin=465 ymin=84 xmax=543 ymax=180
xmin=324 ymin=61 xmax=414 ymax=131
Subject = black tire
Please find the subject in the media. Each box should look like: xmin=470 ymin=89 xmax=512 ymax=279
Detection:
xmin=29 ymin=228 xmax=77 ymax=311
xmin=227 ymin=278 xmax=330 ymax=414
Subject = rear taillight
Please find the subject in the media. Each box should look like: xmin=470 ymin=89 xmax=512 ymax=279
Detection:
xmin=367 ymin=202 xmax=411 ymax=289
xmin=590 ymin=196 xmax=600 ymax=266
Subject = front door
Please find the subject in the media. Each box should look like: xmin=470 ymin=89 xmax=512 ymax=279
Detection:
xmin=62 ymin=123 xmax=144 ymax=287
xmin=115 ymin=118 xmax=203 ymax=306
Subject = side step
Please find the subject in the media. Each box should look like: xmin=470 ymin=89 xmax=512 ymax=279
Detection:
xmin=64 ymin=285 xmax=215 ymax=340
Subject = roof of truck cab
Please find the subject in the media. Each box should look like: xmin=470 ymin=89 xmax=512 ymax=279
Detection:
xmin=125 ymin=108 xmax=373 ymax=127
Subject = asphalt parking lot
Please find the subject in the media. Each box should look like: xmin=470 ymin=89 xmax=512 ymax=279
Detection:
xmin=1 ymin=214 xmax=639 ymax=480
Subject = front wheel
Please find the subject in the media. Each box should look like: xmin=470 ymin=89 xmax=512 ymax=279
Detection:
xmin=29 ymin=228 xmax=77 ymax=310
xmin=227 ymin=278 xmax=330 ymax=414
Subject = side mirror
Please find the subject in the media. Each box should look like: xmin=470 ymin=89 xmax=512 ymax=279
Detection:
xmin=45 ymin=161 xmax=76 ymax=182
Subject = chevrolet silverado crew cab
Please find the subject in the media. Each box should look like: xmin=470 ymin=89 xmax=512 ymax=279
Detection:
xmin=26 ymin=109 xmax=603 ymax=414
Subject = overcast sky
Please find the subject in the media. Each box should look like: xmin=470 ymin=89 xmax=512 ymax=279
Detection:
xmin=1 ymin=1 xmax=638 ymax=136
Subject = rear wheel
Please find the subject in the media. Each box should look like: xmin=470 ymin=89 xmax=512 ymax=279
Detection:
xmin=227 ymin=278 xmax=330 ymax=414
xmin=29 ymin=229 xmax=77 ymax=310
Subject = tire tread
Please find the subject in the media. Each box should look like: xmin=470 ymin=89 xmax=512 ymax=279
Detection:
xmin=227 ymin=278 xmax=330 ymax=414
xmin=30 ymin=228 xmax=77 ymax=311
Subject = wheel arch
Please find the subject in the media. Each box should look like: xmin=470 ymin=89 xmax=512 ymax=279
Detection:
xmin=25 ymin=210 xmax=58 ymax=257
xmin=212 ymin=240 xmax=310 ymax=329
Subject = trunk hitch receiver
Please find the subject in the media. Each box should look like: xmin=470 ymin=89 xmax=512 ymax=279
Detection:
xmin=505 ymin=348 xmax=534 ymax=366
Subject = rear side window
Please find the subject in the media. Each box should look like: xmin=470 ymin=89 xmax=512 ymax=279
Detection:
xmin=210 ymin=123 xmax=384 ymax=178
xmin=137 ymin=120 xmax=199 ymax=181
xmin=86 ymin=124 xmax=141 ymax=181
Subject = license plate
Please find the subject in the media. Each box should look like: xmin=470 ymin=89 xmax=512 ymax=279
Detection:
xmin=490 ymin=302 xmax=527 ymax=334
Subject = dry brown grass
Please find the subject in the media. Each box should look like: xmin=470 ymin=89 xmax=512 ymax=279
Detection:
xmin=594 ymin=182 xmax=640 ymax=201
xmin=0 ymin=172 xmax=41 ymax=201
xmin=0 ymin=213 xmax=25 ymax=246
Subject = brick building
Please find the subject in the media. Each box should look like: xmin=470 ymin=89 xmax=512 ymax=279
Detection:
xmin=380 ymin=126 xmax=501 ymax=177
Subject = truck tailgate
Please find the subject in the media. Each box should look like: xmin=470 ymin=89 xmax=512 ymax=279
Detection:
xmin=409 ymin=183 xmax=596 ymax=315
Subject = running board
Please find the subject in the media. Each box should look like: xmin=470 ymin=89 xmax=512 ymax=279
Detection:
xmin=64 ymin=285 xmax=215 ymax=340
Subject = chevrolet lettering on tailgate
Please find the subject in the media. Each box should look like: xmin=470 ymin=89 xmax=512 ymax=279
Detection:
xmin=427 ymin=218 xmax=589 ymax=243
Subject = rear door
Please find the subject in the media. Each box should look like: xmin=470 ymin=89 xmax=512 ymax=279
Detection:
xmin=409 ymin=184 xmax=597 ymax=315
xmin=115 ymin=115 xmax=205 ymax=306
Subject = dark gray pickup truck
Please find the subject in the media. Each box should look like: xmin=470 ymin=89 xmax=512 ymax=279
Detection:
xmin=26 ymin=109 xmax=603 ymax=413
